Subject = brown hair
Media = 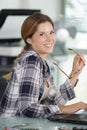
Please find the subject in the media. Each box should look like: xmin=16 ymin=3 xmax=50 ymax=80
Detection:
xmin=17 ymin=13 xmax=54 ymax=59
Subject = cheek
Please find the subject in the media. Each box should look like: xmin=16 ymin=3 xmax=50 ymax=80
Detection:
xmin=31 ymin=37 xmax=39 ymax=44
xmin=33 ymin=35 xmax=42 ymax=42
xmin=37 ymin=37 xmax=45 ymax=43
xmin=53 ymin=36 xmax=56 ymax=44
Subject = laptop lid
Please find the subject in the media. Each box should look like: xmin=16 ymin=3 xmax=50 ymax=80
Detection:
xmin=47 ymin=113 xmax=87 ymax=125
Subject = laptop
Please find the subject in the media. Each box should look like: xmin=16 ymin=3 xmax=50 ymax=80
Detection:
xmin=47 ymin=111 xmax=87 ymax=125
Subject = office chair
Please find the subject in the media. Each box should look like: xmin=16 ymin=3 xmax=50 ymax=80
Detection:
xmin=0 ymin=72 xmax=12 ymax=100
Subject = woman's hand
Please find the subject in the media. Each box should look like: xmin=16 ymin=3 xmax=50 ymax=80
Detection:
xmin=70 ymin=54 xmax=86 ymax=77
xmin=59 ymin=101 xmax=87 ymax=114
xmin=69 ymin=54 xmax=86 ymax=87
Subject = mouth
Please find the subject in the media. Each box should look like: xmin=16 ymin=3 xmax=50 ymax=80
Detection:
xmin=44 ymin=43 xmax=53 ymax=48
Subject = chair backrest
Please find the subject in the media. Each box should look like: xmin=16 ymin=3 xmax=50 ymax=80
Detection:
xmin=0 ymin=77 xmax=8 ymax=100
xmin=2 ymin=72 xmax=12 ymax=80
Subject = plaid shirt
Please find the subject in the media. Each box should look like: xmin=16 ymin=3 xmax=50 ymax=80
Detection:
xmin=0 ymin=48 xmax=75 ymax=118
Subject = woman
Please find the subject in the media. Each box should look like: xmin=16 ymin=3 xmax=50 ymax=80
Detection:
xmin=0 ymin=13 xmax=87 ymax=118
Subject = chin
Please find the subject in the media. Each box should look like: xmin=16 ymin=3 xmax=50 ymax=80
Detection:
xmin=44 ymin=48 xmax=53 ymax=54
xmin=49 ymin=48 xmax=53 ymax=53
xmin=46 ymin=50 xmax=53 ymax=54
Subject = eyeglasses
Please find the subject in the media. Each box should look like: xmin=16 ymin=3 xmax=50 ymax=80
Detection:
xmin=53 ymin=62 xmax=70 ymax=78
xmin=53 ymin=48 xmax=85 ymax=79
xmin=68 ymin=48 xmax=79 ymax=55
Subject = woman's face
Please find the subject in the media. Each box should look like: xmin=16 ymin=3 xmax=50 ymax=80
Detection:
xmin=26 ymin=21 xmax=56 ymax=60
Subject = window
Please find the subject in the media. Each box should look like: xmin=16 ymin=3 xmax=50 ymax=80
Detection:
xmin=65 ymin=0 xmax=87 ymax=32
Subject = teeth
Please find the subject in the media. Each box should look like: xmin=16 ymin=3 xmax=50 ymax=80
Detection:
xmin=45 ymin=44 xmax=52 ymax=47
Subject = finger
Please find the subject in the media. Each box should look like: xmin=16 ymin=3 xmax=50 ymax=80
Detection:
xmin=79 ymin=54 xmax=86 ymax=62
xmin=77 ymin=54 xmax=86 ymax=65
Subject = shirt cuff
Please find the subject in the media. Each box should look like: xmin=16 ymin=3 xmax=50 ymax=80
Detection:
xmin=65 ymin=79 xmax=76 ymax=100
xmin=48 ymin=105 xmax=62 ymax=116
xmin=74 ymin=79 xmax=79 ymax=87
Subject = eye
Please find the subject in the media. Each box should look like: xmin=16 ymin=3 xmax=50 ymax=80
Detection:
xmin=39 ymin=33 xmax=44 ymax=36
xmin=50 ymin=30 xmax=55 ymax=35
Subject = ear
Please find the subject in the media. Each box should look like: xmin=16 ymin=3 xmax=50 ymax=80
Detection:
xmin=26 ymin=38 xmax=32 ymax=45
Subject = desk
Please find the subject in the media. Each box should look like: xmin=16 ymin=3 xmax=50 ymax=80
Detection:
xmin=0 ymin=116 xmax=87 ymax=130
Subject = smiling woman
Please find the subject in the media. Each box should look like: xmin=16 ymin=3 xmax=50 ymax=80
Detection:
xmin=0 ymin=13 xmax=87 ymax=118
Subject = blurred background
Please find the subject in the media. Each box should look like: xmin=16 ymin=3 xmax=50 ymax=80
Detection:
xmin=0 ymin=0 xmax=87 ymax=104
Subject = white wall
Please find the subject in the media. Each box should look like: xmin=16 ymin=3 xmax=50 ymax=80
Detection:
xmin=28 ymin=0 xmax=62 ymax=21
xmin=0 ymin=0 xmax=63 ymax=21
xmin=0 ymin=0 xmax=20 ymax=9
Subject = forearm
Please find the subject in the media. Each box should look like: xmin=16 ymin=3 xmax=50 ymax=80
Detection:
xmin=58 ymin=101 xmax=87 ymax=114
xmin=69 ymin=71 xmax=79 ymax=87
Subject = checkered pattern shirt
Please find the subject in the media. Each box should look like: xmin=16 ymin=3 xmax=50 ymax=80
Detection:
xmin=0 ymin=48 xmax=75 ymax=118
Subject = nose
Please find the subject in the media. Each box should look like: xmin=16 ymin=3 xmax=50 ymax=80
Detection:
xmin=45 ymin=34 xmax=52 ymax=41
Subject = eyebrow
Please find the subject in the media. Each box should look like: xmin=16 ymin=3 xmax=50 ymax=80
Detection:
xmin=36 ymin=29 xmax=54 ymax=33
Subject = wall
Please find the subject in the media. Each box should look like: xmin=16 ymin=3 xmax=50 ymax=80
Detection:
xmin=0 ymin=0 xmax=64 ymax=21
xmin=28 ymin=0 xmax=62 ymax=21
xmin=0 ymin=0 xmax=20 ymax=9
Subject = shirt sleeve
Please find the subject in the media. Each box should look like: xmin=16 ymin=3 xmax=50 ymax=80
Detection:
xmin=47 ymin=78 xmax=76 ymax=105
